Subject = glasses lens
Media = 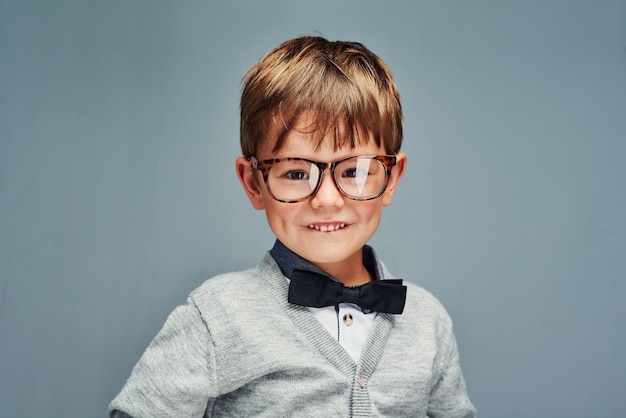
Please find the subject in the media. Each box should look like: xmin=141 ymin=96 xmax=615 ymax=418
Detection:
xmin=335 ymin=157 xmax=387 ymax=199
xmin=267 ymin=159 xmax=320 ymax=201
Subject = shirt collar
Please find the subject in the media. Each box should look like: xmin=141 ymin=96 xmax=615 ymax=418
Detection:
xmin=269 ymin=239 xmax=384 ymax=282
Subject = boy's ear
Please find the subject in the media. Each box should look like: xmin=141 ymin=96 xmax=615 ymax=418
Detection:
xmin=235 ymin=157 xmax=266 ymax=210
xmin=382 ymin=152 xmax=407 ymax=207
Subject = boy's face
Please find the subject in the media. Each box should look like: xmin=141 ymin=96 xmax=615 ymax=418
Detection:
xmin=236 ymin=116 xmax=406 ymax=280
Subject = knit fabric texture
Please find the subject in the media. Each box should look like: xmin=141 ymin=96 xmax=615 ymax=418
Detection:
xmin=109 ymin=252 xmax=476 ymax=417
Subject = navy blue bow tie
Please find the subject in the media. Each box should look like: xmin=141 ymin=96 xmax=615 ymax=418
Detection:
xmin=287 ymin=269 xmax=407 ymax=314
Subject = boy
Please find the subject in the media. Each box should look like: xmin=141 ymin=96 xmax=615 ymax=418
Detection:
xmin=109 ymin=35 xmax=475 ymax=417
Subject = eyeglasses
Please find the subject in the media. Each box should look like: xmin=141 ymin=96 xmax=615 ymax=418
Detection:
xmin=250 ymin=154 xmax=396 ymax=203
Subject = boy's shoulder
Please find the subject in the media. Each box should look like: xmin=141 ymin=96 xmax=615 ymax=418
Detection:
xmin=379 ymin=262 xmax=451 ymax=320
xmin=404 ymin=281 xmax=445 ymax=308
xmin=188 ymin=266 xmax=263 ymax=304
xmin=403 ymin=281 xmax=452 ymax=320
xmin=186 ymin=252 xmax=284 ymax=313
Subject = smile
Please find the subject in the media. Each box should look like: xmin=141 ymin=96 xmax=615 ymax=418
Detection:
xmin=307 ymin=223 xmax=347 ymax=232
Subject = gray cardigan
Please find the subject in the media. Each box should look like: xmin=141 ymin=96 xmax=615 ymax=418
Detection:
xmin=109 ymin=253 xmax=475 ymax=417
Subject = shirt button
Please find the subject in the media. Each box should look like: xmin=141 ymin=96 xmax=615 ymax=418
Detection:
xmin=343 ymin=313 xmax=353 ymax=326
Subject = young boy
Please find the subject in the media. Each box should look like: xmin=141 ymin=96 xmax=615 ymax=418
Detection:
xmin=109 ymin=35 xmax=475 ymax=417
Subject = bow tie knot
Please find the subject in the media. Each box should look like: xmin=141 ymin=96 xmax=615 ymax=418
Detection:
xmin=341 ymin=286 xmax=361 ymax=306
xmin=287 ymin=269 xmax=407 ymax=314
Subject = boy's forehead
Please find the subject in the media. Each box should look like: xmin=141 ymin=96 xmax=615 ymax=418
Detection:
xmin=258 ymin=111 xmax=373 ymax=156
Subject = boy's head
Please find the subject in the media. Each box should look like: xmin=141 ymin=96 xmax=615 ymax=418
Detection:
xmin=236 ymin=36 xmax=407 ymax=282
xmin=240 ymin=35 xmax=403 ymax=157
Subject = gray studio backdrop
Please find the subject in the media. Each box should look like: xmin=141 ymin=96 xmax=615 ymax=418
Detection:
xmin=1 ymin=1 xmax=625 ymax=417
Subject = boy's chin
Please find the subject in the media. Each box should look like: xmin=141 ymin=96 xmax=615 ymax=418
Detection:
xmin=294 ymin=246 xmax=363 ymax=267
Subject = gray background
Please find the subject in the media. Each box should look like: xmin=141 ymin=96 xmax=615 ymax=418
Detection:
xmin=1 ymin=1 xmax=625 ymax=417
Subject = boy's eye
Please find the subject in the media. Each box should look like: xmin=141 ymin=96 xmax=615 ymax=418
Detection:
xmin=282 ymin=170 xmax=309 ymax=180
xmin=341 ymin=167 xmax=368 ymax=178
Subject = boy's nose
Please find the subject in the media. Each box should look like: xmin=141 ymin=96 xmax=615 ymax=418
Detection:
xmin=310 ymin=171 xmax=344 ymax=208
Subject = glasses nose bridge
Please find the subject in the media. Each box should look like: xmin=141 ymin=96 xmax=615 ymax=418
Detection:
xmin=312 ymin=160 xmax=342 ymax=195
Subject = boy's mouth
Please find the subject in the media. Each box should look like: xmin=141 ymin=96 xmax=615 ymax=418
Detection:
xmin=307 ymin=222 xmax=347 ymax=232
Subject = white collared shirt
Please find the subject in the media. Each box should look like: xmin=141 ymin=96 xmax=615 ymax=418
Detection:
xmin=308 ymin=303 xmax=377 ymax=363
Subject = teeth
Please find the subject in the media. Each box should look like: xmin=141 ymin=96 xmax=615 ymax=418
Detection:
xmin=308 ymin=223 xmax=346 ymax=232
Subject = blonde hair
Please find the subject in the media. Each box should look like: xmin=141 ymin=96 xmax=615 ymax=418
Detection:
xmin=240 ymin=36 xmax=403 ymax=157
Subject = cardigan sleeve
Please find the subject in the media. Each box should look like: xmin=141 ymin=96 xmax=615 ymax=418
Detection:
xmin=108 ymin=300 xmax=218 ymax=418
xmin=426 ymin=327 xmax=476 ymax=418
